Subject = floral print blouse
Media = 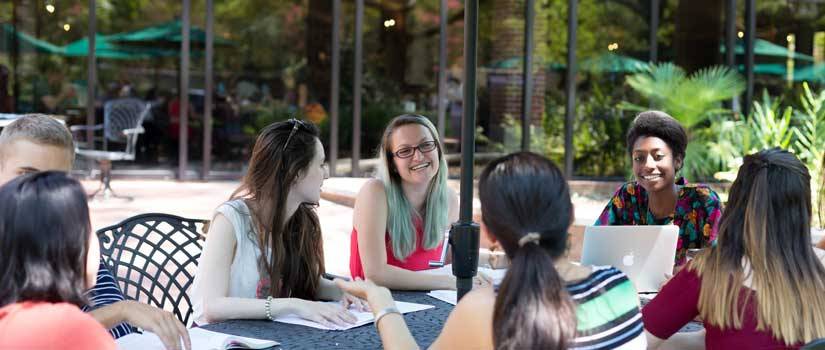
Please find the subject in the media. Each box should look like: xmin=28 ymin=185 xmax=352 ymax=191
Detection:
xmin=595 ymin=177 xmax=722 ymax=265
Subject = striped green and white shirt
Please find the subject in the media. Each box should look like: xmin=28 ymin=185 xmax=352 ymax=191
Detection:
xmin=567 ymin=266 xmax=646 ymax=349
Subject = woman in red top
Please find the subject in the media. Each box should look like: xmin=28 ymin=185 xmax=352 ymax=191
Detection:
xmin=350 ymin=115 xmax=489 ymax=290
xmin=643 ymin=148 xmax=825 ymax=349
xmin=0 ymin=172 xmax=117 ymax=350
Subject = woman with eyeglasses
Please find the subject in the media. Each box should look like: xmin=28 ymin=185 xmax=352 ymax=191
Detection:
xmin=350 ymin=114 xmax=491 ymax=290
xmin=190 ymin=119 xmax=366 ymax=327
xmin=337 ymin=152 xmax=646 ymax=349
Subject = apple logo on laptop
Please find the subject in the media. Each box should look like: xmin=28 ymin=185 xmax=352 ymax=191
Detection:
xmin=622 ymin=252 xmax=635 ymax=267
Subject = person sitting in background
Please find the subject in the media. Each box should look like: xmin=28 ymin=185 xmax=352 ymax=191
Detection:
xmin=0 ymin=115 xmax=190 ymax=349
xmin=40 ymin=70 xmax=77 ymax=113
xmin=338 ymin=152 xmax=646 ymax=349
xmin=595 ymin=111 xmax=722 ymax=265
xmin=644 ymin=148 xmax=825 ymax=349
xmin=0 ymin=172 xmax=115 ymax=349
xmin=190 ymin=119 xmax=365 ymax=327
xmin=350 ymin=114 xmax=491 ymax=291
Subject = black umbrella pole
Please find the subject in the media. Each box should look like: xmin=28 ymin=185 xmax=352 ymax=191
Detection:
xmin=454 ymin=0 xmax=480 ymax=302
xmin=451 ymin=222 xmax=479 ymax=300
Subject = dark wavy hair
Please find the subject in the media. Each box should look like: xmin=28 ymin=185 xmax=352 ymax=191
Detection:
xmin=0 ymin=171 xmax=92 ymax=307
xmin=230 ymin=119 xmax=325 ymax=299
xmin=626 ymin=111 xmax=688 ymax=169
xmin=479 ymin=152 xmax=577 ymax=349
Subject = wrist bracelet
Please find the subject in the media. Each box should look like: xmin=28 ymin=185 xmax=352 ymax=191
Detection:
xmin=264 ymin=296 xmax=274 ymax=321
xmin=373 ymin=306 xmax=401 ymax=328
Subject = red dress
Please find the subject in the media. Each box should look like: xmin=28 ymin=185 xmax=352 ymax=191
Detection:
xmin=349 ymin=218 xmax=444 ymax=279
xmin=0 ymin=302 xmax=115 ymax=350
xmin=642 ymin=265 xmax=805 ymax=349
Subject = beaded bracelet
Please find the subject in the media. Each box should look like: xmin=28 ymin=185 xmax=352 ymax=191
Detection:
xmin=264 ymin=296 xmax=274 ymax=321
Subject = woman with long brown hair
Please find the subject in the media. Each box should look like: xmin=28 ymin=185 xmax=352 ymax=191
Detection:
xmin=644 ymin=148 xmax=825 ymax=349
xmin=337 ymin=152 xmax=646 ymax=349
xmin=190 ymin=119 xmax=364 ymax=327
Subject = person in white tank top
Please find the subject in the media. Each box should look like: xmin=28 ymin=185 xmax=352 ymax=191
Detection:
xmin=190 ymin=119 xmax=366 ymax=327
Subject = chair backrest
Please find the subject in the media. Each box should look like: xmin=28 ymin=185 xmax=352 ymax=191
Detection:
xmin=103 ymin=98 xmax=151 ymax=152
xmin=803 ymin=338 xmax=825 ymax=350
xmin=96 ymin=213 xmax=208 ymax=325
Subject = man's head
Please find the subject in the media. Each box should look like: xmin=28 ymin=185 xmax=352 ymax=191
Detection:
xmin=0 ymin=114 xmax=74 ymax=186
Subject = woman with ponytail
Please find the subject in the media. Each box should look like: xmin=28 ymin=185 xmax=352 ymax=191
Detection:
xmin=337 ymin=152 xmax=646 ymax=349
xmin=644 ymin=148 xmax=825 ymax=349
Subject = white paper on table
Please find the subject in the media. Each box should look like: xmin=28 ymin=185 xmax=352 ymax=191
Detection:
xmin=116 ymin=327 xmax=278 ymax=350
xmin=273 ymin=301 xmax=434 ymax=330
xmin=427 ymin=290 xmax=458 ymax=305
xmin=428 ymin=264 xmax=508 ymax=285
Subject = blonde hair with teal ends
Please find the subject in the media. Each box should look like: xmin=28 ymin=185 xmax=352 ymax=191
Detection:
xmin=376 ymin=114 xmax=450 ymax=261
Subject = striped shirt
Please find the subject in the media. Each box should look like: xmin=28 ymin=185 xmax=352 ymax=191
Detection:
xmin=567 ymin=266 xmax=646 ymax=350
xmin=81 ymin=259 xmax=135 ymax=339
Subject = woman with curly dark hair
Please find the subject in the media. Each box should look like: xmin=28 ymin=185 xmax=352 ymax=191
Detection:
xmin=595 ymin=111 xmax=723 ymax=266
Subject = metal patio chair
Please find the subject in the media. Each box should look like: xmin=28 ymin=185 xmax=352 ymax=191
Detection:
xmin=72 ymin=98 xmax=151 ymax=200
xmin=96 ymin=213 xmax=208 ymax=326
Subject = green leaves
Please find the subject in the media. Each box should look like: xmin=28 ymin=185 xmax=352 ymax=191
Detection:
xmin=625 ymin=63 xmax=745 ymax=130
xmin=750 ymin=90 xmax=794 ymax=152
xmin=624 ymin=63 xmax=745 ymax=179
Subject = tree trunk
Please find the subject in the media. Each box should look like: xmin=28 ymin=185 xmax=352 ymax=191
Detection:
xmin=674 ymin=0 xmax=723 ymax=73
xmin=306 ymin=0 xmax=332 ymax=105
xmin=379 ymin=6 xmax=409 ymax=89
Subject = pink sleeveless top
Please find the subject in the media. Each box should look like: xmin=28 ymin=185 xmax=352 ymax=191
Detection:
xmin=349 ymin=218 xmax=444 ymax=279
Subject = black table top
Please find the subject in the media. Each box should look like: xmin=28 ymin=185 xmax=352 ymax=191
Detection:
xmin=202 ymin=291 xmax=451 ymax=350
xmin=201 ymin=291 xmax=704 ymax=349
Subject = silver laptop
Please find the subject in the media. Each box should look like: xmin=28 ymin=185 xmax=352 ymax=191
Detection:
xmin=580 ymin=225 xmax=679 ymax=293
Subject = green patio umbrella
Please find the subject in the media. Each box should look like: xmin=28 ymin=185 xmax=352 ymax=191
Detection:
xmin=0 ymin=23 xmax=64 ymax=55
xmin=581 ymin=53 xmax=648 ymax=73
xmin=735 ymin=63 xmax=787 ymax=76
xmin=721 ymin=39 xmax=815 ymax=61
xmin=62 ymin=35 xmax=179 ymax=59
xmin=486 ymin=56 xmax=564 ymax=70
xmin=106 ymin=20 xmax=232 ymax=46
xmin=794 ymin=64 xmax=825 ymax=82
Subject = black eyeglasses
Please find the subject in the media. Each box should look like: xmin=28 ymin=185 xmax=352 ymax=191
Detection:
xmin=393 ymin=140 xmax=438 ymax=159
xmin=283 ymin=118 xmax=309 ymax=151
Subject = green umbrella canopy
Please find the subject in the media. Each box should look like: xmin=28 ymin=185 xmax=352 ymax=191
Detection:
xmin=733 ymin=63 xmax=825 ymax=82
xmin=486 ymin=57 xmax=564 ymax=70
xmin=62 ymin=34 xmax=179 ymax=59
xmin=581 ymin=53 xmax=648 ymax=73
xmin=106 ymin=20 xmax=232 ymax=45
xmin=794 ymin=64 xmax=825 ymax=82
xmin=736 ymin=63 xmax=787 ymax=76
xmin=720 ymin=39 xmax=815 ymax=61
xmin=0 ymin=23 xmax=64 ymax=55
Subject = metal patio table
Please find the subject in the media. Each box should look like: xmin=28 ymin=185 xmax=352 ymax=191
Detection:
xmin=202 ymin=291 xmax=451 ymax=349
xmin=202 ymin=290 xmax=703 ymax=349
